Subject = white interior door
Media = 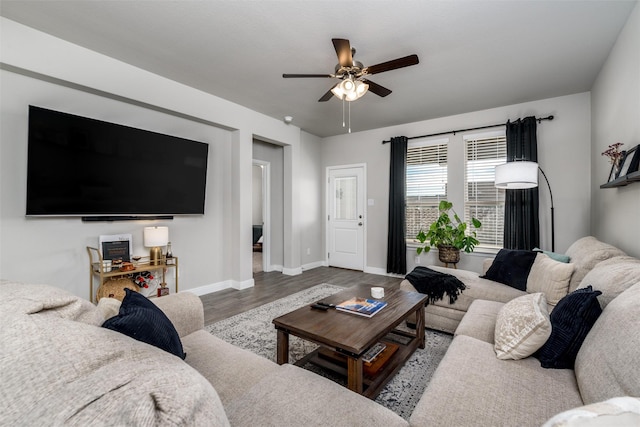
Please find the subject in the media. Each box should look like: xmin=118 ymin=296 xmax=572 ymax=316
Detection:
xmin=327 ymin=166 xmax=365 ymax=270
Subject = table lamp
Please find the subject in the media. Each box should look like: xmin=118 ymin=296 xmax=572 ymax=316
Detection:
xmin=144 ymin=226 xmax=169 ymax=265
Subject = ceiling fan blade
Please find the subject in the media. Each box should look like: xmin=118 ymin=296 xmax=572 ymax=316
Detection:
xmin=318 ymin=86 xmax=336 ymax=102
xmin=363 ymin=54 xmax=419 ymax=75
xmin=332 ymin=38 xmax=353 ymax=67
xmin=362 ymin=79 xmax=392 ymax=97
xmin=283 ymin=73 xmax=333 ymax=78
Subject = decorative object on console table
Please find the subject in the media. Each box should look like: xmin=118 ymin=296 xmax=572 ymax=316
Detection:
xmin=99 ymin=234 xmax=132 ymax=263
xmin=165 ymin=241 xmax=175 ymax=265
xmin=495 ymin=161 xmax=555 ymax=251
xmin=415 ymin=200 xmax=482 ymax=267
xmin=144 ymin=226 xmax=168 ymax=266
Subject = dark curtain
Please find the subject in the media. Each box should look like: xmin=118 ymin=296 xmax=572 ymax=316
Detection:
xmin=387 ymin=136 xmax=408 ymax=274
xmin=504 ymin=117 xmax=540 ymax=250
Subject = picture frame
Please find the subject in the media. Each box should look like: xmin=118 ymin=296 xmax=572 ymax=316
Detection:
xmin=99 ymin=233 xmax=133 ymax=262
xmin=607 ymin=161 xmax=620 ymax=183
xmin=617 ymin=145 xmax=639 ymax=178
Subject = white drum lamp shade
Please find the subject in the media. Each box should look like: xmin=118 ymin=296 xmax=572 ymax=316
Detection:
xmin=494 ymin=161 xmax=556 ymax=252
xmin=495 ymin=161 xmax=539 ymax=189
xmin=144 ymin=226 xmax=169 ymax=265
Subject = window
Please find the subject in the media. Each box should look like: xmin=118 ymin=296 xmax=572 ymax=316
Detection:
xmin=464 ymin=133 xmax=506 ymax=249
xmin=405 ymin=138 xmax=448 ymax=239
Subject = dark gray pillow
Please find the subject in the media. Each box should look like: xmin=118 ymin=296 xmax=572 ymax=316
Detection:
xmin=535 ymin=285 xmax=602 ymax=369
xmin=102 ymin=289 xmax=185 ymax=359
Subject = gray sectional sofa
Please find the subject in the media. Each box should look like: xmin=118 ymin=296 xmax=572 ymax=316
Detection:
xmin=1 ymin=236 xmax=639 ymax=426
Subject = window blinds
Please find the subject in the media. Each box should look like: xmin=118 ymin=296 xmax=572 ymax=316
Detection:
xmin=464 ymin=135 xmax=506 ymax=249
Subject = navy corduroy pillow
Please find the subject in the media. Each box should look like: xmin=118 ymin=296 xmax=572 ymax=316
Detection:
xmin=102 ymin=289 xmax=186 ymax=359
xmin=535 ymin=285 xmax=602 ymax=369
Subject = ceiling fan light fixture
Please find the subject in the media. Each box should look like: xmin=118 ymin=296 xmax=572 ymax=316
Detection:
xmin=331 ymin=77 xmax=368 ymax=101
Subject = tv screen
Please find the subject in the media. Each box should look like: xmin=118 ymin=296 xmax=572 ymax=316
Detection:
xmin=26 ymin=106 xmax=208 ymax=217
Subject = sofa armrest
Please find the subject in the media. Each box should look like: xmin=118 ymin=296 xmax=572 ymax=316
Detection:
xmin=482 ymin=258 xmax=494 ymax=275
xmin=152 ymin=292 xmax=204 ymax=338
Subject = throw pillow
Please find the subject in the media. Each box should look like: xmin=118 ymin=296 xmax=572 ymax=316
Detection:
xmin=533 ymin=247 xmax=571 ymax=263
xmin=542 ymin=397 xmax=640 ymax=427
xmin=482 ymin=249 xmax=538 ymax=291
xmin=535 ymin=285 xmax=602 ymax=369
xmin=102 ymin=289 xmax=185 ymax=359
xmin=494 ymin=292 xmax=551 ymax=360
xmin=526 ymin=253 xmax=575 ymax=306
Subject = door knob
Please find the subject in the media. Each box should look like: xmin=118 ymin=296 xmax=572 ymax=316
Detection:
xmin=358 ymin=222 xmax=363 ymax=226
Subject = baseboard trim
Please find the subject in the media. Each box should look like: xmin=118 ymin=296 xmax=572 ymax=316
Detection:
xmin=186 ymin=278 xmax=255 ymax=296
xmin=301 ymin=260 xmax=325 ymax=271
xmin=282 ymin=266 xmax=303 ymax=276
xmin=363 ymin=266 xmax=405 ymax=279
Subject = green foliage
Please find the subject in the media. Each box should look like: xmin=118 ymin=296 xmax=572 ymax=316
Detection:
xmin=415 ymin=200 xmax=482 ymax=254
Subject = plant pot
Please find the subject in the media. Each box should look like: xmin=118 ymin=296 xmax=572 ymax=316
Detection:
xmin=437 ymin=245 xmax=460 ymax=264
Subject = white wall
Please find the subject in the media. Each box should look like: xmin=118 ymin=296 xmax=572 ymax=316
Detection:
xmin=299 ymin=131 xmax=324 ymax=270
xmin=591 ymin=2 xmax=640 ymax=257
xmin=0 ymin=17 xmax=309 ymax=298
xmin=321 ymin=93 xmax=592 ymax=274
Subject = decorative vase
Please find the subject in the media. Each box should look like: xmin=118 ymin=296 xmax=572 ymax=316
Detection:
xmin=438 ymin=245 xmax=460 ymax=264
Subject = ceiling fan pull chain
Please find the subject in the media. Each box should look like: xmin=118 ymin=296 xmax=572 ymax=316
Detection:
xmin=342 ymin=97 xmax=346 ymax=128
xmin=348 ymin=100 xmax=352 ymax=133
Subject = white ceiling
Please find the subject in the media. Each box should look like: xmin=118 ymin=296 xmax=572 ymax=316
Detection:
xmin=1 ymin=1 xmax=636 ymax=137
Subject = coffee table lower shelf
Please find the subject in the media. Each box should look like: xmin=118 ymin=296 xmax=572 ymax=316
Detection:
xmin=294 ymin=329 xmax=416 ymax=399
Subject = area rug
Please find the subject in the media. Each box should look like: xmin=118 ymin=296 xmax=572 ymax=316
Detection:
xmin=205 ymin=283 xmax=452 ymax=420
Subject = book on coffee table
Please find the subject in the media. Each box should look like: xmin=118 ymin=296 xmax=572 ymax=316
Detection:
xmin=336 ymin=297 xmax=387 ymax=318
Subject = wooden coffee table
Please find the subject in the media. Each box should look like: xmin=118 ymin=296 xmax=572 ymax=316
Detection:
xmin=272 ymin=284 xmax=428 ymax=398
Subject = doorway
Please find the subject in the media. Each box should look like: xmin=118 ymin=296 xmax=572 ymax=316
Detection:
xmin=252 ymin=160 xmax=270 ymax=273
xmin=326 ymin=164 xmax=366 ymax=271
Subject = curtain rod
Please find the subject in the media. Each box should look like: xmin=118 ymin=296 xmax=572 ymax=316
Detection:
xmin=381 ymin=115 xmax=554 ymax=144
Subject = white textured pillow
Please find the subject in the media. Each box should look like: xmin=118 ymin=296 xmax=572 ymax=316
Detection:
xmin=542 ymin=397 xmax=640 ymax=427
xmin=494 ymin=292 xmax=551 ymax=360
xmin=527 ymin=253 xmax=575 ymax=306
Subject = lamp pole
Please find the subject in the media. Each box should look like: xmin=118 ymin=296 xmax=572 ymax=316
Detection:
xmin=538 ymin=167 xmax=555 ymax=252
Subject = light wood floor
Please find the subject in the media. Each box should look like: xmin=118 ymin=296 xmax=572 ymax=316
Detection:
xmin=200 ymin=267 xmax=403 ymax=325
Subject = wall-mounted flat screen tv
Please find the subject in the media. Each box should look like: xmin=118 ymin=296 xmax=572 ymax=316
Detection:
xmin=26 ymin=106 xmax=209 ymax=217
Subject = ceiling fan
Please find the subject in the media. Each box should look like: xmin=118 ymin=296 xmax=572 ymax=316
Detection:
xmin=283 ymin=38 xmax=419 ymax=102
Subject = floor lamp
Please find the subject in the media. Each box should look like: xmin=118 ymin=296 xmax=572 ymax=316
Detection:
xmin=494 ymin=161 xmax=555 ymax=252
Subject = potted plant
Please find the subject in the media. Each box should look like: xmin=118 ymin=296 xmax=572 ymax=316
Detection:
xmin=416 ymin=200 xmax=482 ymax=264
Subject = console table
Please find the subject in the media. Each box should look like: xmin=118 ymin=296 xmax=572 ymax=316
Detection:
xmin=86 ymin=246 xmax=178 ymax=303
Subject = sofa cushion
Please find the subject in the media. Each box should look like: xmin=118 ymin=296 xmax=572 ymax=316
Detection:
xmin=0 ymin=298 xmax=230 ymax=426
xmin=455 ymin=299 xmax=504 ymax=344
xmin=527 ymin=253 xmax=574 ymax=306
xmin=575 ymin=283 xmax=640 ymax=404
xmin=182 ymin=329 xmax=281 ymax=407
xmin=481 ymin=249 xmax=538 ymax=291
xmin=578 ymin=256 xmax=640 ymax=308
xmin=102 ymin=288 xmax=185 ymax=359
xmin=0 ymin=280 xmax=105 ymax=325
xmin=564 ymin=236 xmax=626 ymax=291
xmin=542 ymin=397 xmax=640 ymax=427
xmin=225 ymin=364 xmax=409 ymax=427
xmin=536 ymin=286 xmax=602 ymax=369
xmin=494 ymin=293 xmax=551 ymax=360
xmin=410 ymin=335 xmax=583 ymax=427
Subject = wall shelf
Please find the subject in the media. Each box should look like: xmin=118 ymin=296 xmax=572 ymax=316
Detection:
xmin=601 ymin=170 xmax=640 ymax=188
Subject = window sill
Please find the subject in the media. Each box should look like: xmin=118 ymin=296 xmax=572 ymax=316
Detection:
xmin=406 ymin=241 xmax=499 ymax=257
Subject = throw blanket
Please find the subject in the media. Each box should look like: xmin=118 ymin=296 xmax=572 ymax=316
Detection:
xmin=405 ymin=266 xmax=466 ymax=305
